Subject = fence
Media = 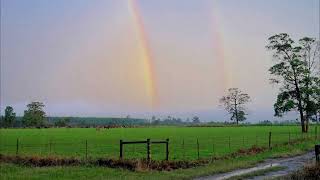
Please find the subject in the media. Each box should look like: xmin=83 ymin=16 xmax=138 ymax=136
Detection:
xmin=1 ymin=128 xmax=320 ymax=161
xmin=120 ymin=139 xmax=169 ymax=160
xmin=316 ymin=144 xmax=320 ymax=163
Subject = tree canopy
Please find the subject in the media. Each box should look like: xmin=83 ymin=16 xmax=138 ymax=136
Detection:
xmin=266 ymin=33 xmax=320 ymax=132
xmin=220 ymin=88 xmax=250 ymax=125
xmin=22 ymin=102 xmax=47 ymax=127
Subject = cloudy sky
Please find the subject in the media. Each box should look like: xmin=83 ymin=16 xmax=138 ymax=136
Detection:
xmin=0 ymin=0 xmax=319 ymax=121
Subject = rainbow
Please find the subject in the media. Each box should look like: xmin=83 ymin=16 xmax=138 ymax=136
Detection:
xmin=211 ymin=3 xmax=233 ymax=93
xmin=128 ymin=0 xmax=158 ymax=109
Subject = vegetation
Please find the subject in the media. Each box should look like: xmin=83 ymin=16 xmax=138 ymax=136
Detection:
xmin=1 ymin=106 xmax=16 ymax=128
xmin=22 ymin=102 xmax=47 ymax=127
xmin=266 ymin=34 xmax=320 ymax=132
xmin=0 ymin=139 xmax=316 ymax=180
xmin=54 ymin=117 xmax=71 ymax=127
xmin=220 ymin=88 xmax=251 ymax=125
xmin=279 ymin=163 xmax=320 ymax=180
xmin=0 ymin=126 xmax=318 ymax=160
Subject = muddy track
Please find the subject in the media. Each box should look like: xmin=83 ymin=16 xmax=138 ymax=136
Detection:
xmin=196 ymin=151 xmax=315 ymax=180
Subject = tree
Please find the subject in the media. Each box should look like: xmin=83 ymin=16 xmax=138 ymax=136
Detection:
xmin=22 ymin=102 xmax=47 ymax=127
xmin=54 ymin=117 xmax=71 ymax=127
xmin=192 ymin=116 xmax=200 ymax=124
xmin=220 ymin=88 xmax=250 ymax=125
xmin=3 ymin=106 xmax=16 ymax=128
xmin=266 ymin=33 xmax=320 ymax=132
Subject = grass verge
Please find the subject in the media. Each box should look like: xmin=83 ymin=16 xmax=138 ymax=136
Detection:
xmin=0 ymin=140 xmax=318 ymax=180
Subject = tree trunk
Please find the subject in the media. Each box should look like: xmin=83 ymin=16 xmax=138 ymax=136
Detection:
xmin=234 ymin=99 xmax=238 ymax=125
xmin=294 ymin=78 xmax=306 ymax=133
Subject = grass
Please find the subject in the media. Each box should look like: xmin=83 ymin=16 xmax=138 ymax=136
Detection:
xmin=273 ymin=162 xmax=320 ymax=180
xmin=0 ymin=140 xmax=317 ymax=180
xmin=0 ymin=126 xmax=319 ymax=160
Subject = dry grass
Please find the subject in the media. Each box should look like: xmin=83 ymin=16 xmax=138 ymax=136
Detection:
xmin=0 ymin=145 xmax=270 ymax=171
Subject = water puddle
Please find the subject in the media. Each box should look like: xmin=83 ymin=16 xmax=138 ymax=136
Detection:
xmin=196 ymin=151 xmax=315 ymax=180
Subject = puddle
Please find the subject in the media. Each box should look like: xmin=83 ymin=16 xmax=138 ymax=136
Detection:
xmin=195 ymin=151 xmax=315 ymax=180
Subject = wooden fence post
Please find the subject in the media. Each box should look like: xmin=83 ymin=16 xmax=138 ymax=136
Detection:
xmin=315 ymin=126 xmax=318 ymax=140
xmin=197 ymin=138 xmax=200 ymax=160
xmin=166 ymin=138 xmax=169 ymax=161
xmin=16 ymin=138 xmax=19 ymax=156
xmin=228 ymin=136 xmax=231 ymax=152
xmin=212 ymin=138 xmax=215 ymax=156
xmin=288 ymin=132 xmax=291 ymax=145
xmin=85 ymin=140 xmax=88 ymax=160
xmin=120 ymin=140 xmax=123 ymax=159
xmin=147 ymin=139 xmax=151 ymax=161
xmin=315 ymin=145 xmax=320 ymax=164
xmin=182 ymin=139 xmax=185 ymax=159
xmin=242 ymin=136 xmax=245 ymax=148
xmin=268 ymin=132 xmax=272 ymax=150
xmin=49 ymin=139 xmax=52 ymax=154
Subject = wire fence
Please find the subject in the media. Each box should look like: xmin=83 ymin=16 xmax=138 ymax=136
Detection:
xmin=1 ymin=128 xmax=319 ymax=161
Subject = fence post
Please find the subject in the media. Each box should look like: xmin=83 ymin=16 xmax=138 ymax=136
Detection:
xmin=255 ymin=135 xmax=258 ymax=146
xmin=211 ymin=138 xmax=215 ymax=162
xmin=182 ymin=139 xmax=185 ymax=159
xmin=166 ymin=138 xmax=169 ymax=161
xmin=268 ymin=132 xmax=272 ymax=150
xmin=147 ymin=139 xmax=151 ymax=161
xmin=85 ymin=140 xmax=88 ymax=160
xmin=315 ymin=145 xmax=320 ymax=164
xmin=120 ymin=140 xmax=123 ymax=159
xmin=197 ymin=138 xmax=200 ymax=160
xmin=16 ymin=138 xmax=19 ymax=156
xmin=49 ymin=139 xmax=52 ymax=154
xmin=212 ymin=138 xmax=215 ymax=156
xmin=229 ymin=136 xmax=231 ymax=152
xmin=288 ymin=132 xmax=291 ymax=145
xmin=315 ymin=126 xmax=318 ymax=140
xmin=242 ymin=136 xmax=245 ymax=148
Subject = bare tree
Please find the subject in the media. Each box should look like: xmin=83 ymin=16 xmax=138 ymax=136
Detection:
xmin=220 ymin=88 xmax=251 ymax=125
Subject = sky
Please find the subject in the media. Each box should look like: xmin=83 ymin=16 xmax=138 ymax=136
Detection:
xmin=0 ymin=0 xmax=319 ymax=122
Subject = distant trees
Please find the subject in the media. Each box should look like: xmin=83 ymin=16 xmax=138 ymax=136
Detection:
xmin=54 ymin=117 xmax=71 ymax=127
xmin=220 ymin=88 xmax=251 ymax=125
xmin=2 ymin=106 xmax=16 ymax=128
xmin=22 ymin=102 xmax=47 ymax=127
xmin=266 ymin=33 xmax=320 ymax=132
xmin=192 ymin=116 xmax=200 ymax=124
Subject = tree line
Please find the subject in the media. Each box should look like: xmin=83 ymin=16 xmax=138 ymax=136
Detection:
xmin=0 ymin=102 xmax=202 ymax=128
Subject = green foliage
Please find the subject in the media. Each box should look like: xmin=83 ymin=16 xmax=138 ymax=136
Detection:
xmin=266 ymin=33 xmax=320 ymax=132
xmin=54 ymin=117 xmax=71 ymax=127
xmin=231 ymin=110 xmax=246 ymax=122
xmin=3 ymin=106 xmax=16 ymax=128
xmin=22 ymin=102 xmax=47 ymax=127
xmin=220 ymin=88 xmax=251 ymax=124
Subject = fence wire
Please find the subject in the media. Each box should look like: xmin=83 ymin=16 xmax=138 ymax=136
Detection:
xmin=1 ymin=128 xmax=319 ymax=160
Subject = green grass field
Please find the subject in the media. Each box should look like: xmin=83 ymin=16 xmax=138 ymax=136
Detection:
xmin=0 ymin=141 xmax=317 ymax=180
xmin=1 ymin=126 xmax=319 ymax=160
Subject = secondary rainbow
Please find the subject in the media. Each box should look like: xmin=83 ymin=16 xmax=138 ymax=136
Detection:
xmin=128 ymin=0 xmax=158 ymax=109
xmin=211 ymin=3 xmax=233 ymax=93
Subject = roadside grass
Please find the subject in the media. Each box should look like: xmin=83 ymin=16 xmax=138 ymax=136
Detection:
xmin=273 ymin=162 xmax=320 ymax=180
xmin=0 ymin=139 xmax=318 ymax=180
